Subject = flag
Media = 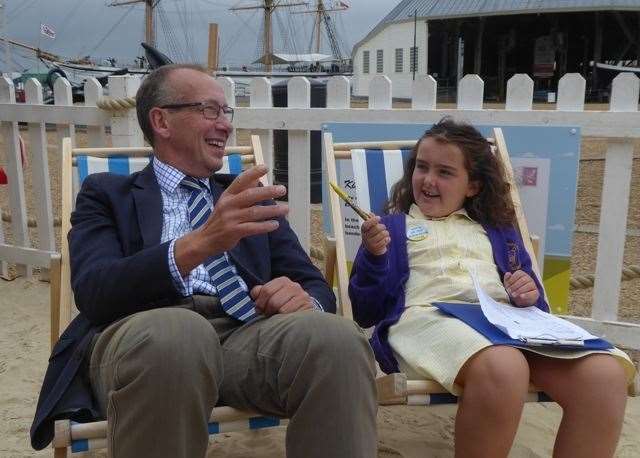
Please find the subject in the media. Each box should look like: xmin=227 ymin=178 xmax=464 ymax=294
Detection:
xmin=40 ymin=23 xmax=56 ymax=39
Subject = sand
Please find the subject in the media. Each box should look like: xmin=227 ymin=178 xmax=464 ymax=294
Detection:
xmin=0 ymin=278 xmax=638 ymax=457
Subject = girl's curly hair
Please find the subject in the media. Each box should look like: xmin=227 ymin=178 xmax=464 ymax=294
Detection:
xmin=385 ymin=117 xmax=516 ymax=227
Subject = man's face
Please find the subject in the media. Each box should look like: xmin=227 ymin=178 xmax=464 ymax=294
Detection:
xmin=156 ymin=69 xmax=234 ymax=177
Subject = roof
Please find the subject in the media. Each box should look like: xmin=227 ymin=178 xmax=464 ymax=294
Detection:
xmin=252 ymin=53 xmax=334 ymax=65
xmin=353 ymin=0 xmax=640 ymax=53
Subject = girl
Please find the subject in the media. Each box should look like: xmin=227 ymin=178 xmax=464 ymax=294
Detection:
xmin=349 ymin=118 xmax=635 ymax=458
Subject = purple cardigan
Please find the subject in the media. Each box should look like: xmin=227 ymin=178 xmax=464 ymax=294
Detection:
xmin=348 ymin=213 xmax=549 ymax=374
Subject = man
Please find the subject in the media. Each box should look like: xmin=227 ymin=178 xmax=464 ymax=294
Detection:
xmin=31 ymin=64 xmax=377 ymax=457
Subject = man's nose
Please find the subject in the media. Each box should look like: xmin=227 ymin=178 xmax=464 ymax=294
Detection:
xmin=216 ymin=116 xmax=234 ymax=134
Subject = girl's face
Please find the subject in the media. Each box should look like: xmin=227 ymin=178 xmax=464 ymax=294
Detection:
xmin=411 ymin=137 xmax=480 ymax=218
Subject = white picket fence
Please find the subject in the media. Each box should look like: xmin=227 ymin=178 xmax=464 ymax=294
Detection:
xmin=0 ymin=72 xmax=638 ymax=350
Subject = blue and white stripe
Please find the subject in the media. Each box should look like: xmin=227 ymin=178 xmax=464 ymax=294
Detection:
xmin=350 ymin=148 xmax=412 ymax=215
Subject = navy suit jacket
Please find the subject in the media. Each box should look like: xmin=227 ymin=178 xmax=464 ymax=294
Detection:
xmin=30 ymin=162 xmax=335 ymax=449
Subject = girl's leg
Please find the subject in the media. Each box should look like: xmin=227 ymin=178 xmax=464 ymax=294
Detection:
xmin=454 ymin=346 xmax=530 ymax=458
xmin=526 ymin=353 xmax=628 ymax=458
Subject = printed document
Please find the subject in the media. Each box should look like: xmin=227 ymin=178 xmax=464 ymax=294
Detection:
xmin=470 ymin=273 xmax=598 ymax=342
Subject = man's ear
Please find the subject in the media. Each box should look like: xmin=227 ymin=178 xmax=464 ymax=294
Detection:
xmin=466 ymin=180 xmax=481 ymax=198
xmin=149 ymin=107 xmax=171 ymax=141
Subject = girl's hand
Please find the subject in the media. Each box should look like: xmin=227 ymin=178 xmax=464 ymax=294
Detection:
xmin=504 ymin=270 xmax=540 ymax=307
xmin=361 ymin=215 xmax=390 ymax=256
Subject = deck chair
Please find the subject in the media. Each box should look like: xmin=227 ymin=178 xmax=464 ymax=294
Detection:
xmin=51 ymin=135 xmax=287 ymax=457
xmin=323 ymin=127 xmax=552 ymax=406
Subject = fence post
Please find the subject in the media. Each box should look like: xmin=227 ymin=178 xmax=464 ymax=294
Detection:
xmin=216 ymin=77 xmax=237 ymax=146
xmin=54 ymin=77 xmax=76 ymax=150
xmin=84 ymin=78 xmax=108 ymax=147
xmin=457 ymin=75 xmax=484 ymax=110
xmin=370 ymin=75 xmax=392 ymax=109
xmin=25 ymin=79 xmax=55 ymax=265
xmin=505 ymin=74 xmax=533 ymax=111
xmin=287 ymin=77 xmax=311 ymax=253
xmin=0 ymin=76 xmax=30 ymax=277
xmin=557 ymin=73 xmax=586 ymax=111
xmin=250 ymin=78 xmax=273 ymax=183
xmin=108 ymin=75 xmax=143 ymax=147
xmin=592 ymin=73 xmax=638 ymax=321
xmin=412 ymin=75 xmax=437 ymax=110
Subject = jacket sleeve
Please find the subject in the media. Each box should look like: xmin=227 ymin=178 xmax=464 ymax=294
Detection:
xmin=349 ymin=245 xmax=392 ymax=328
xmin=69 ymin=175 xmax=181 ymax=325
xmin=267 ymin=211 xmax=337 ymax=314
xmin=510 ymin=228 xmax=550 ymax=313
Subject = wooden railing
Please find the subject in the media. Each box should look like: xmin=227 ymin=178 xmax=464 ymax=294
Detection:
xmin=0 ymin=72 xmax=638 ymax=350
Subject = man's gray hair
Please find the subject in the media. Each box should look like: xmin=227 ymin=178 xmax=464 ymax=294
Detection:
xmin=136 ymin=64 xmax=210 ymax=146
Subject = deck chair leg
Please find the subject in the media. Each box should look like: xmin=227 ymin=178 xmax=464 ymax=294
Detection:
xmin=53 ymin=447 xmax=68 ymax=458
xmin=323 ymin=236 xmax=336 ymax=288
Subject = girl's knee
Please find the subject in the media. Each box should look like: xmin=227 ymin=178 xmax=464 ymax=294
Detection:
xmin=459 ymin=346 xmax=530 ymax=398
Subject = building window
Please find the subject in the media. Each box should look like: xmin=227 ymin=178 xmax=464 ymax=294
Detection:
xmin=363 ymin=50 xmax=370 ymax=74
xmin=410 ymin=46 xmax=418 ymax=72
xmin=395 ymin=48 xmax=403 ymax=73
xmin=376 ymin=49 xmax=384 ymax=73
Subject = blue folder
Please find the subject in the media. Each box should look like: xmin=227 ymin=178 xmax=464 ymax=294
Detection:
xmin=433 ymin=302 xmax=613 ymax=350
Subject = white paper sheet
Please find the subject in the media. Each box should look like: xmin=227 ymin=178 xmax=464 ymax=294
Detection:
xmin=470 ymin=272 xmax=598 ymax=342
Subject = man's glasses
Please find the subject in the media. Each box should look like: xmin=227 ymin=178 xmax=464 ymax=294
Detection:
xmin=159 ymin=101 xmax=234 ymax=122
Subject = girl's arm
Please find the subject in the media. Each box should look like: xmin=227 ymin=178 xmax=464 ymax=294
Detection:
xmin=509 ymin=230 xmax=550 ymax=312
xmin=349 ymin=243 xmax=393 ymax=328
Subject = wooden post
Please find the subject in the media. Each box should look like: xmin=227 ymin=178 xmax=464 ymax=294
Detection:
xmin=0 ymin=76 xmax=29 ymax=277
xmin=592 ymin=73 xmax=638 ymax=322
xmin=412 ymin=75 xmax=437 ymax=110
xmin=83 ymin=78 xmax=108 ymax=147
xmin=208 ymin=23 xmax=219 ymax=72
xmin=457 ymin=74 xmax=484 ymax=110
xmin=25 ymin=79 xmax=55 ymax=260
xmin=108 ymin=75 xmax=143 ymax=147
xmin=249 ymin=78 xmax=273 ymax=183
xmin=369 ymin=75 xmax=392 ymax=109
xmin=287 ymin=77 xmax=311 ymax=252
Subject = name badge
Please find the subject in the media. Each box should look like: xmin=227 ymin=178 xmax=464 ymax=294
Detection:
xmin=406 ymin=224 xmax=428 ymax=241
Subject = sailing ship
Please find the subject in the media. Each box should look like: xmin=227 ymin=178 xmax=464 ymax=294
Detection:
xmin=2 ymin=0 xmax=353 ymax=100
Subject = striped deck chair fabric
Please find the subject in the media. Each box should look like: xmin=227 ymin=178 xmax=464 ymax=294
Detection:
xmin=52 ymin=136 xmax=287 ymax=457
xmin=323 ymin=129 xmax=552 ymax=407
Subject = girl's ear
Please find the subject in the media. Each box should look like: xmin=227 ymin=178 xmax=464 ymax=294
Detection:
xmin=466 ymin=180 xmax=481 ymax=198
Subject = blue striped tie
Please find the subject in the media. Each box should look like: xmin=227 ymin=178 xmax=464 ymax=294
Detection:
xmin=181 ymin=177 xmax=258 ymax=322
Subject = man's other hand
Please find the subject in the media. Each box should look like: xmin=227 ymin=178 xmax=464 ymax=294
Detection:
xmin=251 ymin=277 xmax=314 ymax=316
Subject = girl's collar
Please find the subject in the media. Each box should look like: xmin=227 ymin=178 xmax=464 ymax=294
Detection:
xmin=408 ymin=203 xmax=471 ymax=222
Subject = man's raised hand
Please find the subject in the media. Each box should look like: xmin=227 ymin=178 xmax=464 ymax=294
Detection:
xmin=175 ymin=165 xmax=288 ymax=275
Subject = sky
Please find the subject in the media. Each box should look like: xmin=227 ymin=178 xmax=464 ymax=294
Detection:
xmin=3 ymin=0 xmax=402 ymax=72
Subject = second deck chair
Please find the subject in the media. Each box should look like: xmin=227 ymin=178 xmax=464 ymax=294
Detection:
xmin=323 ymin=127 xmax=552 ymax=405
xmin=51 ymin=135 xmax=287 ymax=457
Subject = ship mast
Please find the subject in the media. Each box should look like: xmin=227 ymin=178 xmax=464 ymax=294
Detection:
xmin=230 ymin=1 xmax=307 ymax=72
xmin=295 ymin=1 xmax=348 ymax=58
xmin=109 ymin=0 xmax=158 ymax=47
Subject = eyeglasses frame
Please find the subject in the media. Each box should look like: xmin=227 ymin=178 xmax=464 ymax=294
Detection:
xmin=159 ymin=101 xmax=234 ymax=122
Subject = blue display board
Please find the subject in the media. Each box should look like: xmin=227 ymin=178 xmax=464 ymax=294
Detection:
xmin=321 ymin=122 xmax=581 ymax=312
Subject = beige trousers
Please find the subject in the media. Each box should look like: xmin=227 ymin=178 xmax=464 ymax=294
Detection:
xmin=88 ymin=296 xmax=377 ymax=458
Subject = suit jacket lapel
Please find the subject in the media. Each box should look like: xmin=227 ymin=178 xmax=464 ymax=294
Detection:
xmin=132 ymin=161 xmax=163 ymax=248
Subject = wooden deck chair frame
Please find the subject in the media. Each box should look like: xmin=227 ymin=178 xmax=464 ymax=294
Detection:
xmin=51 ymin=135 xmax=288 ymax=457
xmin=323 ymin=128 xmax=551 ymax=405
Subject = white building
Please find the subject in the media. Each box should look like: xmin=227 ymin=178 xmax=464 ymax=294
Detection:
xmin=352 ymin=0 xmax=640 ymax=99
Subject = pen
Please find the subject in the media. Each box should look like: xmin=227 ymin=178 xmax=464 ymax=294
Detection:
xmin=329 ymin=182 xmax=372 ymax=221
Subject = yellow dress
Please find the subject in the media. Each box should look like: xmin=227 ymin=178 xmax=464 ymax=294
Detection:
xmin=387 ymin=205 xmax=636 ymax=395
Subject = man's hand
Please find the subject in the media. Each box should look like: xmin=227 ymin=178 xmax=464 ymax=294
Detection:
xmin=175 ymin=165 xmax=288 ymax=275
xmin=504 ymin=270 xmax=540 ymax=307
xmin=250 ymin=277 xmax=314 ymax=316
xmin=361 ymin=215 xmax=390 ymax=256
